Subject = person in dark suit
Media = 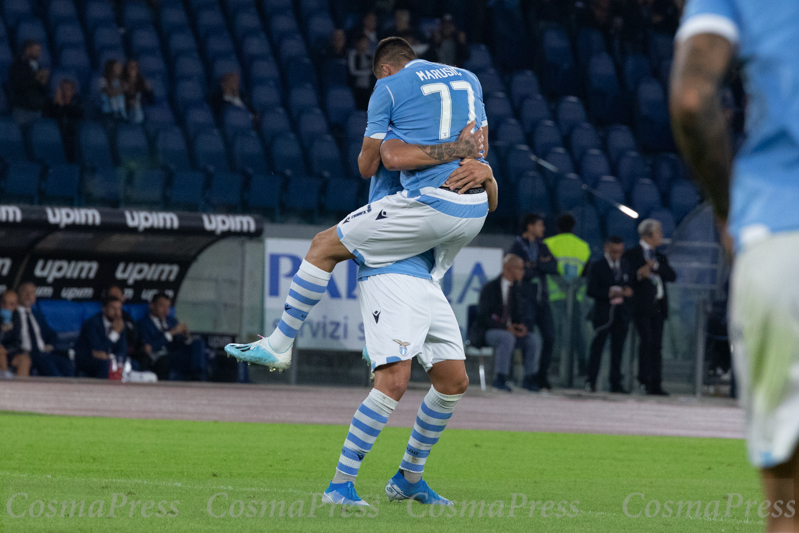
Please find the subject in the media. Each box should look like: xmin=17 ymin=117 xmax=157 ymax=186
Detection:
xmin=103 ymin=285 xmax=147 ymax=371
xmin=474 ymin=254 xmax=540 ymax=392
xmin=585 ymin=236 xmax=634 ymax=393
xmin=139 ymin=292 xmax=207 ymax=381
xmin=623 ymin=219 xmax=677 ymax=395
xmin=74 ymin=296 xmax=127 ymax=379
xmin=508 ymin=213 xmax=558 ymax=390
xmin=9 ymin=40 xmax=49 ymax=126
xmin=17 ymin=282 xmax=74 ymax=377
xmin=0 ymin=290 xmax=31 ymax=378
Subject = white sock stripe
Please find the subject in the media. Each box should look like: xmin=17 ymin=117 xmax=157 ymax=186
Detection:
xmin=417 ymin=410 xmax=449 ymax=427
xmin=299 ymin=260 xmax=332 ymax=282
xmin=408 ymin=436 xmax=431 ymax=450
xmin=426 ymin=386 xmax=463 ymax=411
xmin=279 ymin=312 xmax=305 ymax=330
xmin=288 ymin=283 xmax=323 ymax=301
xmin=367 ymin=388 xmax=399 ymax=414
xmin=413 ymin=423 xmax=444 ymax=438
xmin=337 ymin=454 xmax=361 ymax=469
xmin=285 ymin=295 xmax=315 ymax=311
xmin=352 ymin=410 xmax=385 ymax=430
xmin=401 ymin=454 xmax=424 ymax=466
xmin=348 ymin=425 xmax=378 ymax=445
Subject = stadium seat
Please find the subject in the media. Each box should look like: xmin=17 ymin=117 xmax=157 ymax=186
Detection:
xmin=345 ymin=140 xmax=361 ymax=177
xmin=14 ymin=18 xmax=48 ymax=52
xmin=211 ymin=56 xmax=242 ymax=82
xmin=495 ymin=119 xmax=525 ymax=145
xmin=649 ymin=207 xmax=676 ymax=238
xmin=92 ymin=25 xmax=124 ymax=59
xmin=129 ymin=26 xmax=160 ymax=55
xmin=0 ymin=43 xmax=13 ymax=79
xmin=182 ymin=104 xmax=215 ymax=141
xmin=653 ymin=153 xmax=685 ymax=196
xmin=504 ymin=144 xmax=537 ymax=182
xmin=196 ymin=8 xmax=227 ymax=39
xmin=205 ymin=35 xmax=236 ymax=64
xmin=260 ymin=107 xmax=292 ymax=145
xmin=477 ymin=69 xmax=505 ymax=95
xmin=240 ymin=34 xmax=271 ymax=65
xmin=297 ymin=108 xmax=328 ymax=149
xmin=123 ymin=2 xmax=152 ymax=29
xmin=531 ymin=120 xmax=562 ymax=156
xmin=193 ymin=129 xmax=230 ymax=172
xmin=174 ymin=79 xmax=206 ymax=113
xmin=623 ymin=54 xmax=652 ymax=93
xmin=580 ymin=149 xmax=611 ymax=188
xmin=78 ymin=122 xmax=113 ymax=168
xmin=541 ymin=27 xmax=579 ymax=97
xmin=263 ymin=0 xmax=293 ymax=16
xmin=115 ymin=123 xmax=151 ymax=172
xmin=248 ymin=58 xmax=280 ymax=88
xmin=28 ymin=119 xmax=66 ymax=167
xmin=515 ymin=171 xmax=550 ymax=217
xmin=636 ymin=78 xmax=672 ymax=152
xmin=3 ymin=0 xmax=32 ymax=28
xmin=284 ymin=175 xmax=322 ymax=217
xmin=84 ymin=166 xmax=123 ymax=206
xmin=269 ymin=14 xmax=300 ymax=45
xmin=669 ymin=179 xmax=701 ymax=222
xmin=0 ymin=118 xmax=26 ymax=164
xmin=155 ymin=127 xmax=191 ymax=172
xmin=604 ymin=208 xmax=638 ymax=248
xmin=555 ymin=173 xmax=584 ymax=212
xmin=631 ymin=178 xmax=662 ymax=218
xmin=593 ymin=176 xmax=625 ymax=217
xmin=509 ymin=70 xmax=540 ymax=110
xmin=42 ymin=164 xmax=80 ymax=205
xmin=3 ymin=162 xmax=42 ymax=203
xmin=346 ymin=111 xmax=367 ymax=142
xmin=173 ymin=54 xmax=205 ymax=81
xmin=587 ymin=53 xmax=625 ymax=124
xmin=571 ymin=205 xmax=602 ymax=252
xmin=306 ymin=15 xmax=335 ymax=52
xmin=84 ymin=1 xmax=116 ymax=32
xmin=232 ymin=132 xmax=268 ymax=175
xmin=249 ymin=82 xmax=281 ymax=111
xmin=144 ymin=104 xmax=176 ymax=138
xmin=543 ymin=147 xmax=574 ymax=187
xmin=519 ymin=94 xmax=551 ymax=133
xmin=325 ymin=85 xmax=356 ymax=126
xmin=605 ymin=124 xmax=637 ymax=165
xmin=310 ymin=135 xmax=345 ymax=180
xmin=271 ymin=134 xmax=306 ymax=176
xmin=648 ymin=32 xmax=674 ymax=68
xmin=53 ymin=23 xmax=85 ymax=52
xmin=615 ymin=151 xmax=648 ymax=193
xmin=320 ymin=59 xmax=347 ymax=90
xmin=464 ymin=44 xmax=493 ymax=72
xmin=485 ymin=93 xmax=514 ymax=126
xmin=127 ymin=169 xmax=165 ymax=207
xmin=576 ymin=28 xmax=606 ymax=66
xmin=138 ymin=53 xmax=167 ymax=81
xmin=222 ymin=106 xmax=253 ymax=142
xmin=569 ymin=122 xmax=600 ymax=164
xmin=168 ymin=171 xmax=205 ymax=210
xmin=278 ymin=36 xmax=308 ymax=68
xmin=556 ymin=96 xmax=587 ymax=137
xmin=288 ymin=84 xmax=319 ymax=120
xmin=160 ymin=5 xmax=191 ymax=36
xmin=286 ymin=57 xmax=317 ymax=89
xmin=323 ymin=178 xmax=359 ymax=216
xmin=208 ymin=171 xmax=243 ymax=211
xmin=245 ymin=173 xmax=282 ymax=216
xmin=233 ymin=10 xmax=264 ymax=41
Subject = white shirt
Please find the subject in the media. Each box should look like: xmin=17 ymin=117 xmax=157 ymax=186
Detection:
xmin=18 ymin=306 xmax=45 ymax=352
xmin=639 ymin=240 xmax=664 ymax=300
xmin=150 ymin=314 xmax=173 ymax=342
xmin=102 ymin=316 xmax=121 ymax=344
xmin=604 ymin=253 xmax=620 ymax=273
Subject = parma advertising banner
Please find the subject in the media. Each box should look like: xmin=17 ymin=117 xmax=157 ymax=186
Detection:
xmin=264 ymin=238 xmax=503 ymax=352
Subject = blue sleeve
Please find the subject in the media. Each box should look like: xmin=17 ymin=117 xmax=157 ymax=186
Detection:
xmin=364 ymin=81 xmax=393 ymax=140
xmin=473 ymin=74 xmax=487 ymax=129
xmin=139 ymin=318 xmax=167 ymax=352
xmin=676 ymin=0 xmax=740 ymax=44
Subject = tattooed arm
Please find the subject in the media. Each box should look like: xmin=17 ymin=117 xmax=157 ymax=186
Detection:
xmin=670 ymin=33 xmax=734 ymax=221
xmin=380 ymin=122 xmax=485 ymax=172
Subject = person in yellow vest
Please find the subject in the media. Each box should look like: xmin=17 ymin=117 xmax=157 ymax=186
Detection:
xmin=544 ymin=213 xmax=592 ymax=378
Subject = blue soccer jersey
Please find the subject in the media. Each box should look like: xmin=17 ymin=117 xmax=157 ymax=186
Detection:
xmin=364 ymin=59 xmax=488 ymax=191
xmin=677 ymin=0 xmax=799 ymax=249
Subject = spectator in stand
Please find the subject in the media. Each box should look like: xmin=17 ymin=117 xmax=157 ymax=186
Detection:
xmin=138 ymin=292 xmax=207 ymax=381
xmin=100 ymin=59 xmax=127 ymax=120
xmin=122 ymin=60 xmax=153 ymax=124
xmin=9 ymin=40 xmax=49 ymax=126
xmin=431 ymin=14 xmax=469 ymax=67
xmin=74 ymin=296 xmax=127 ymax=379
xmin=585 ymin=236 xmax=633 ymax=393
xmin=209 ymin=71 xmax=256 ymax=124
xmin=509 ymin=214 xmax=558 ymax=390
xmin=0 ymin=290 xmax=30 ymax=379
xmin=347 ymin=35 xmax=374 ymax=111
xmin=44 ymin=78 xmax=83 ymax=163
xmin=103 ymin=285 xmax=146 ymax=371
xmin=347 ymin=12 xmax=378 ymax=53
xmin=475 ymin=254 xmax=540 ymax=392
xmin=320 ymin=29 xmax=348 ymax=61
xmin=17 ymin=282 xmax=74 ymax=377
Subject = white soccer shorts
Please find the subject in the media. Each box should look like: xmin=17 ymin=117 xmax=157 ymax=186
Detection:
xmin=358 ymin=273 xmax=465 ymax=372
xmin=729 ymin=231 xmax=799 ymax=468
xmin=336 ymin=187 xmax=488 ymax=281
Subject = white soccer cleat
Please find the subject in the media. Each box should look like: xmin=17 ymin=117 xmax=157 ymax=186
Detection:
xmin=224 ymin=336 xmax=292 ymax=370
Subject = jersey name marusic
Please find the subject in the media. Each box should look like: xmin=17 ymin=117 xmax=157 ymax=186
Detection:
xmin=415 ymin=67 xmax=462 ymax=82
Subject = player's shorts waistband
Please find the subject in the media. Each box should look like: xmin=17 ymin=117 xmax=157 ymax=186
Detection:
xmin=438 ymin=185 xmax=485 ymax=194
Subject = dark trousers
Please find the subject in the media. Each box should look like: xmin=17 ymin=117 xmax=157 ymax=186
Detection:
xmin=533 ymin=302 xmax=555 ymax=383
xmin=633 ymin=308 xmax=665 ymax=390
xmin=587 ymin=307 xmax=629 ymax=388
xmin=76 ymin=354 xmax=110 ymax=379
xmin=30 ymin=350 xmax=75 ymax=377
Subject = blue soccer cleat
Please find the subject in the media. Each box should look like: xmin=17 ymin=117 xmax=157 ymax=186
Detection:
xmin=384 ymin=470 xmax=453 ymax=505
xmin=322 ymin=481 xmax=370 ymax=506
xmin=224 ymin=336 xmax=292 ymax=370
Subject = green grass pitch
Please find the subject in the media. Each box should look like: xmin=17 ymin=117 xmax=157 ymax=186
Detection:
xmin=0 ymin=412 xmax=767 ymax=532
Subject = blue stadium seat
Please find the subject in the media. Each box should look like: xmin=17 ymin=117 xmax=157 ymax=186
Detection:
xmin=623 ymin=54 xmax=651 ymax=92
xmin=631 ymin=178 xmax=662 ymax=218
xmin=576 ymin=28 xmax=606 ymax=66
xmin=245 ymin=173 xmax=281 ymax=215
xmin=233 ymin=10 xmax=263 ymax=41
xmin=174 ymin=79 xmax=205 ymax=113
xmin=92 ymin=25 xmax=124 ymax=57
xmin=346 ymin=111 xmax=367 ymax=142
xmin=504 ymin=144 xmax=537 ymax=182
xmin=323 ymin=178 xmax=359 ymax=215
xmin=649 ymin=208 xmax=676 ymax=238
xmin=3 ymin=0 xmax=32 ymax=28
xmin=556 ymin=96 xmax=587 ymax=137
xmin=271 ymin=134 xmax=305 ymax=176
xmin=653 ymin=153 xmax=685 ymax=196
xmin=248 ymin=58 xmax=280 ymax=87
xmin=42 ymin=164 xmax=80 ymax=205
xmin=299 ymin=0 xmax=330 ymax=22
xmin=604 ymin=208 xmax=638 ymax=248
xmin=541 ymin=27 xmax=579 ymax=97
xmin=484 ymin=93 xmax=514 ymax=126
xmin=669 ymin=179 xmax=701 ymax=223
xmin=310 ymin=135 xmax=344 ymax=179
xmin=168 ymin=171 xmax=205 ymax=210
xmin=0 ymin=117 xmax=26 ymax=164
xmin=345 ymin=140 xmax=361 ymax=177
xmin=636 ymin=78 xmax=672 ymax=152
xmin=306 ymin=14 xmax=334 ymax=48
xmin=495 ymin=119 xmax=525 ymax=145
xmin=84 ymin=166 xmax=123 ymax=206
xmin=297 ymin=108 xmax=328 ymax=149
xmin=123 ymin=3 xmax=152 ymax=29
xmin=515 ymin=171 xmax=550 ymax=217
xmin=138 ymin=53 xmax=167 ymax=80
xmin=605 ymin=124 xmax=637 ymax=165
xmin=320 ymin=59 xmax=347 ymax=89
xmin=569 ymin=122 xmax=600 ymax=164
xmin=325 ymin=85 xmax=356 ymax=126
xmin=160 ymin=5 xmax=191 ymax=36
xmin=571 ymin=205 xmax=602 ymax=251
xmin=477 ymin=69 xmax=505 ymax=95
xmin=284 ymin=175 xmax=321 ymax=216
xmin=127 ymin=169 xmax=165 ymax=207
xmin=592 ymin=175 xmax=625 ymax=216
xmin=147 ymin=76 xmax=168 ymax=103
xmin=587 ymin=53 xmax=625 ymax=124
xmin=58 ymin=47 xmax=90 ymax=86
xmin=263 ymin=0 xmax=293 ymax=16
xmin=509 ymin=70 xmax=540 ymax=110
xmin=260 ymin=107 xmax=292 ymax=145
xmin=0 ymin=42 xmax=12 ymax=79
xmin=531 ymin=120 xmax=562 ymax=156
xmin=211 ymin=56 xmax=241 ymax=82
xmin=615 ymin=151 xmax=648 ymax=193
xmin=648 ymin=32 xmax=674 ymax=68
xmin=129 ymin=26 xmax=159 ymax=55
xmin=193 ymin=129 xmax=230 ymax=172
xmin=173 ymin=53 xmax=204 ymax=82
xmin=278 ymin=35 xmax=308 ymax=67
xmin=28 ymin=119 xmax=66 ymax=166
xmin=53 ymin=23 xmax=85 ymax=52
xmin=3 ymin=162 xmax=41 ymax=203
xmin=155 ymin=127 xmax=191 ymax=172
xmin=269 ymin=13 xmax=300 ymax=45
xmin=288 ymin=84 xmax=319 ymax=120
xmin=144 ymin=103 xmax=176 ymax=137
xmin=195 ymin=8 xmax=227 ymax=38
xmin=205 ymin=34 xmax=236 ymax=63
xmin=78 ymin=122 xmax=113 ymax=168
xmin=519 ymin=94 xmax=551 ymax=133
xmin=232 ymin=132 xmax=268 ymax=175
xmin=208 ymin=171 xmax=243 ymax=211
xmin=555 ymin=173 xmax=584 ymax=211
xmin=115 ymin=123 xmax=151 ymax=171
xmin=222 ymin=106 xmax=253 ymax=142
xmin=240 ymin=33 xmax=271 ymax=65
xmin=464 ymin=44 xmax=493 ymax=72
xmin=580 ymin=149 xmax=611 ymax=188
xmin=183 ymin=104 xmax=215 ymax=140
xmin=15 ymin=17 xmax=48 ymax=51
xmin=543 ymin=147 xmax=574 ymax=187
xmin=84 ymin=1 xmax=116 ymax=32
xmin=286 ymin=57 xmax=317 ymax=89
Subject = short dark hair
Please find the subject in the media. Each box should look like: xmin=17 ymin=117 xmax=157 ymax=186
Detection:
xmin=373 ymin=37 xmax=417 ymax=77
xmin=101 ymin=285 xmax=123 ymax=299
xmin=150 ymin=292 xmax=171 ymax=305
xmin=556 ymin=213 xmax=575 ymax=234
xmin=22 ymin=39 xmax=39 ymax=52
xmin=102 ymin=296 xmax=122 ymax=308
xmin=606 ymin=235 xmax=624 ymax=245
xmin=520 ymin=213 xmax=542 ymax=234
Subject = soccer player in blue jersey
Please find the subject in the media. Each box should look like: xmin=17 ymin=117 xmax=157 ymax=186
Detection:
xmin=226 ymin=37 xmax=492 ymax=372
xmin=671 ymin=1 xmax=799 ymax=530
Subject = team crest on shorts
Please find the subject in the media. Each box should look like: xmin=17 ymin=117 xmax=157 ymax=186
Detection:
xmin=393 ymin=339 xmax=410 ymax=356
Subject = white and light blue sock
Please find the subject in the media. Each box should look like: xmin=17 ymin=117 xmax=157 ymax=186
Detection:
xmin=268 ymin=260 xmax=331 ymax=353
xmin=332 ymin=389 xmax=397 ymax=483
xmin=400 ymin=386 xmax=462 ymax=483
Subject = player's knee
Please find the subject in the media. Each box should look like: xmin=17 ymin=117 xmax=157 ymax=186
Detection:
xmin=453 ymin=371 xmax=469 ymax=395
xmin=382 ymin=378 xmax=407 ymax=400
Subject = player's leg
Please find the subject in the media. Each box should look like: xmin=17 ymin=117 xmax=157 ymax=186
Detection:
xmin=760 ymin=448 xmax=798 ymax=532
